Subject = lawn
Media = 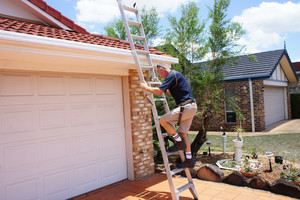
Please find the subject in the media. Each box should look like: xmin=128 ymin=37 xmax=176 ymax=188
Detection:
xmin=189 ymin=133 xmax=300 ymax=164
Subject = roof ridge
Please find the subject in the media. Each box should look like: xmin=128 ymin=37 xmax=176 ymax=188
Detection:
xmin=27 ymin=0 xmax=89 ymax=34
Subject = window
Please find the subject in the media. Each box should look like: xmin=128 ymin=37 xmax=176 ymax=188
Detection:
xmin=225 ymin=88 xmax=236 ymax=123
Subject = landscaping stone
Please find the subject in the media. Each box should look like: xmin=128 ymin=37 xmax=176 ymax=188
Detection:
xmin=180 ymin=168 xmax=198 ymax=178
xmin=196 ymin=164 xmax=224 ymax=182
xmin=271 ymin=178 xmax=300 ymax=199
xmin=248 ymin=176 xmax=271 ymax=191
xmin=222 ymin=171 xmax=247 ymax=186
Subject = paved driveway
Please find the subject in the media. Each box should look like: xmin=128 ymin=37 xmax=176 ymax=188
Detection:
xmin=189 ymin=119 xmax=300 ymax=136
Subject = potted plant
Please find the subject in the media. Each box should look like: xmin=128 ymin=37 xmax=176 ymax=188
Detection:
xmin=240 ymin=158 xmax=263 ymax=178
xmin=276 ymin=162 xmax=300 ymax=185
xmin=251 ymin=147 xmax=259 ymax=159
xmin=232 ymin=125 xmax=244 ymax=162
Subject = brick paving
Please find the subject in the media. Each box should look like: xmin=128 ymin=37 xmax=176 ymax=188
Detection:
xmin=69 ymin=174 xmax=297 ymax=200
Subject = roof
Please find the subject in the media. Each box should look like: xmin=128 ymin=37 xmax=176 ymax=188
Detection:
xmin=0 ymin=17 xmax=170 ymax=57
xmin=28 ymin=0 xmax=88 ymax=34
xmin=195 ymin=49 xmax=298 ymax=81
xmin=292 ymin=62 xmax=300 ymax=73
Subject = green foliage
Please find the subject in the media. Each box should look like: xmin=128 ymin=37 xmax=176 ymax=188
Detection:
xmin=104 ymin=6 xmax=160 ymax=46
xmin=291 ymin=93 xmax=300 ymax=118
xmin=166 ymin=1 xmax=205 ymax=78
xmin=189 ymin=0 xmax=247 ymax=130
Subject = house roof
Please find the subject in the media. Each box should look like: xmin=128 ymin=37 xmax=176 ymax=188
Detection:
xmin=0 ymin=16 xmax=170 ymax=57
xmin=27 ymin=0 xmax=88 ymax=34
xmin=292 ymin=62 xmax=300 ymax=74
xmin=196 ymin=49 xmax=298 ymax=82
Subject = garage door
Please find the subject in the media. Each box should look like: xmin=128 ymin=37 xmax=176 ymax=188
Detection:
xmin=0 ymin=72 xmax=127 ymax=200
xmin=264 ymin=87 xmax=285 ymax=126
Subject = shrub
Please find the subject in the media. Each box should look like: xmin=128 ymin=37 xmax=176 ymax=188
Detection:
xmin=291 ymin=93 xmax=300 ymax=118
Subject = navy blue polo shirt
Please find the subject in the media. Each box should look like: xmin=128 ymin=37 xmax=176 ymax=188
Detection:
xmin=159 ymin=70 xmax=194 ymax=105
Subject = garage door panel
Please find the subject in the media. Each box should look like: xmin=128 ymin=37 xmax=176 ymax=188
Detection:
xmin=100 ymin=156 xmax=127 ymax=186
xmin=0 ymin=72 xmax=127 ymax=200
xmin=2 ymin=107 xmax=36 ymax=134
xmin=38 ymin=75 xmax=66 ymax=96
xmin=264 ymin=87 xmax=285 ymax=126
xmin=39 ymin=105 xmax=67 ymax=130
xmin=5 ymin=178 xmax=40 ymax=200
xmin=0 ymin=73 xmax=34 ymax=96
xmin=44 ymin=170 xmax=72 ymax=200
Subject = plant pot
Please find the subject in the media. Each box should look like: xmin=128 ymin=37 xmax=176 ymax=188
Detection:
xmin=252 ymin=154 xmax=258 ymax=159
xmin=233 ymin=139 xmax=243 ymax=162
xmin=240 ymin=170 xmax=258 ymax=178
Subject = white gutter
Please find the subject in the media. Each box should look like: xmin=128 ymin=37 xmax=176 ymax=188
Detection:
xmin=249 ymin=78 xmax=255 ymax=132
xmin=0 ymin=30 xmax=178 ymax=64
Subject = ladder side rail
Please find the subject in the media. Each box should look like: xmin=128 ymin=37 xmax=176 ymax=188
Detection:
xmin=150 ymin=94 xmax=177 ymax=200
xmin=117 ymin=1 xmax=145 ymax=83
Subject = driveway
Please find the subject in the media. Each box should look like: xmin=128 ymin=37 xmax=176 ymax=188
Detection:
xmin=189 ymin=119 xmax=300 ymax=136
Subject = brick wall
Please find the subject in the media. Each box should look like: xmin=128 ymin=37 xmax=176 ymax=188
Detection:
xmin=191 ymin=79 xmax=266 ymax=132
xmin=128 ymin=69 xmax=155 ymax=180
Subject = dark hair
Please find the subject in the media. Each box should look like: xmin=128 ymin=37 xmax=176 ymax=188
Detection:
xmin=157 ymin=64 xmax=165 ymax=69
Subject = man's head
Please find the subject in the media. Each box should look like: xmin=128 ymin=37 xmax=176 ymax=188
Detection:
xmin=156 ymin=63 xmax=170 ymax=78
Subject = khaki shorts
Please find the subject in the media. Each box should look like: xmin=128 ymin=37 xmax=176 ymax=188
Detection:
xmin=160 ymin=102 xmax=197 ymax=133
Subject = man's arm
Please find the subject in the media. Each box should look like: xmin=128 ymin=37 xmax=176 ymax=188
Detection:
xmin=140 ymin=82 xmax=164 ymax=96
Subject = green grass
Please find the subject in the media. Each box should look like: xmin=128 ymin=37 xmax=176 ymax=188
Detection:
xmin=189 ymin=133 xmax=300 ymax=164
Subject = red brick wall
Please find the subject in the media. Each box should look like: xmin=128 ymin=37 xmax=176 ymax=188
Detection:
xmin=128 ymin=69 xmax=155 ymax=180
xmin=191 ymin=79 xmax=266 ymax=132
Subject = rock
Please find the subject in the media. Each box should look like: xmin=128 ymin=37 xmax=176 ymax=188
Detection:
xmin=222 ymin=171 xmax=247 ymax=186
xmin=196 ymin=164 xmax=224 ymax=182
xmin=248 ymin=176 xmax=271 ymax=191
xmin=271 ymin=179 xmax=300 ymax=199
xmin=180 ymin=168 xmax=198 ymax=178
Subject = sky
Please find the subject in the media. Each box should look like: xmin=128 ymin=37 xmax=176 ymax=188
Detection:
xmin=43 ymin=0 xmax=300 ymax=62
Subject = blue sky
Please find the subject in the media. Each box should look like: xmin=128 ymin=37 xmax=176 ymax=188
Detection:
xmin=44 ymin=0 xmax=300 ymax=62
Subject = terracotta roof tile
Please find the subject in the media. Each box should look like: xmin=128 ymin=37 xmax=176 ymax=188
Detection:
xmin=293 ymin=62 xmax=300 ymax=72
xmin=28 ymin=0 xmax=88 ymax=34
xmin=0 ymin=17 xmax=171 ymax=57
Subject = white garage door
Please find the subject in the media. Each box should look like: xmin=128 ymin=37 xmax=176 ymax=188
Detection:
xmin=0 ymin=72 xmax=127 ymax=200
xmin=264 ymin=87 xmax=285 ymax=126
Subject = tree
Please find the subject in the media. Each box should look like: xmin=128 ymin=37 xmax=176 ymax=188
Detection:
xmin=189 ymin=0 xmax=247 ymax=157
xmin=104 ymin=6 xmax=160 ymax=46
xmin=166 ymin=1 xmax=205 ymax=78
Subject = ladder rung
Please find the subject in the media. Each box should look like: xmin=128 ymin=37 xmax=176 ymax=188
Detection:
xmin=171 ymin=168 xmax=185 ymax=176
xmin=123 ymin=5 xmax=138 ymax=13
xmin=175 ymin=182 xmax=193 ymax=195
xmin=148 ymin=81 xmax=161 ymax=85
xmin=141 ymin=66 xmax=153 ymax=70
xmin=136 ymin=50 xmax=149 ymax=55
xmin=166 ymin=151 xmax=182 ymax=157
xmin=127 ymin=19 xmax=141 ymax=27
xmin=154 ymin=98 xmax=166 ymax=102
xmin=132 ymin=35 xmax=145 ymax=41
xmin=162 ymin=133 xmax=168 ymax=137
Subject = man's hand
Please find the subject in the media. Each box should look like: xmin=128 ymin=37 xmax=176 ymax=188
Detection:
xmin=140 ymin=82 xmax=148 ymax=90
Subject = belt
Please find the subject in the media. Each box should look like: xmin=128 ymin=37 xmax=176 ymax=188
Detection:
xmin=176 ymin=99 xmax=195 ymax=107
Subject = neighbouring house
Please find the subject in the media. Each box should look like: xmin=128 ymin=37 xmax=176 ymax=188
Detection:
xmin=289 ymin=61 xmax=300 ymax=93
xmin=0 ymin=0 xmax=177 ymax=199
xmin=191 ymin=49 xmax=298 ymax=132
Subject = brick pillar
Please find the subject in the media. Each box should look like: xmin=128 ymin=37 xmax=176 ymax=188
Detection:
xmin=128 ymin=69 xmax=155 ymax=180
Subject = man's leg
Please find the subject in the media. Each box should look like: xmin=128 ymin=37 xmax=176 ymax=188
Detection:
xmin=160 ymin=110 xmax=187 ymax=152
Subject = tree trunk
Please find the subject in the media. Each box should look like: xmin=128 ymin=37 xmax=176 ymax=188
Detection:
xmin=191 ymin=113 xmax=211 ymax=158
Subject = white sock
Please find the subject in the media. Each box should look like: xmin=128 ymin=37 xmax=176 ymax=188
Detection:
xmin=172 ymin=133 xmax=182 ymax=142
xmin=186 ymin=152 xmax=192 ymax=159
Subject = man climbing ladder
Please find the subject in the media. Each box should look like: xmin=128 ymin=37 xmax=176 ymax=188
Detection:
xmin=116 ymin=0 xmax=199 ymax=199
xmin=140 ymin=63 xmax=197 ymax=168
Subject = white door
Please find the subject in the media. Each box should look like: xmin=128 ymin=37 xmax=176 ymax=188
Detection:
xmin=264 ymin=87 xmax=285 ymax=126
xmin=0 ymin=72 xmax=127 ymax=200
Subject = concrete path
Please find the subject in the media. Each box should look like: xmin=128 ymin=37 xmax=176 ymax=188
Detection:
xmin=189 ymin=119 xmax=300 ymax=136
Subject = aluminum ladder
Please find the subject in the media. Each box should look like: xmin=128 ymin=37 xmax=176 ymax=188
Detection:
xmin=116 ymin=1 xmax=198 ymax=199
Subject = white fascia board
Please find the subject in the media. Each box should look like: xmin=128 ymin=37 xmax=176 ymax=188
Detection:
xmin=0 ymin=30 xmax=178 ymax=64
xmin=19 ymin=0 xmax=71 ymax=30
xmin=263 ymin=80 xmax=288 ymax=87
